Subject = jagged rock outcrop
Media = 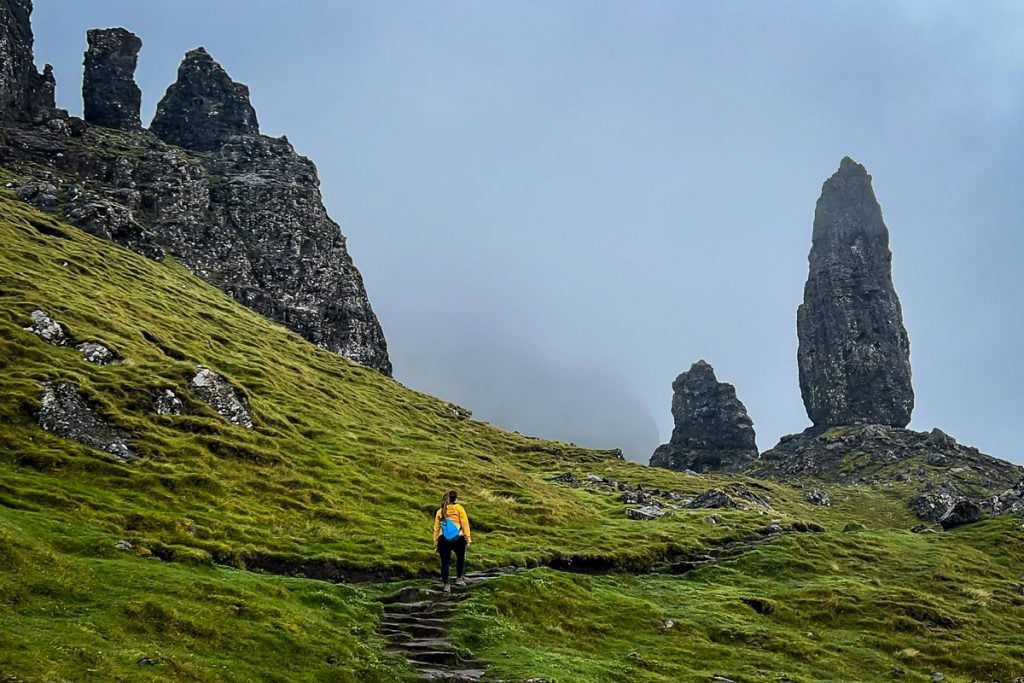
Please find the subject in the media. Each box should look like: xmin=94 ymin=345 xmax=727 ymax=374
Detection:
xmin=649 ymin=360 xmax=757 ymax=473
xmin=150 ymin=47 xmax=258 ymax=151
xmin=753 ymin=425 xmax=1024 ymax=522
xmin=38 ymin=382 xmax=134 ymax=461
xmin=797 ymin=157 xmax=913 ymax=428
xmin=23 ymin=309 xmax=70 ymax=345
xmin=82 ymin=28 xmax=142 ymax=130
xmin=0 ymin=0 xmax=55 ymax=122
xmin=0 ymin=6 xmax=392 ymax=375
xmin=153 ymin=389 xmax=183 ymax=416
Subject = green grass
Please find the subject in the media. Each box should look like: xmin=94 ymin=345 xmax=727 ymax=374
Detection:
xmin=2 ymin=183 xmax=1023 ymax=681
xmin=450 ymin=517 xmax=1024 ymax=682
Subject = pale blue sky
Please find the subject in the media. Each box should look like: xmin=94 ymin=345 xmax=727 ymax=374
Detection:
xmin=31 ymin=1 xmax=1024 ymax=463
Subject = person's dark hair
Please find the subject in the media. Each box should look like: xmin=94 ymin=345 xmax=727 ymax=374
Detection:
xmin=440 ymin=489 xmax=458 ymax=520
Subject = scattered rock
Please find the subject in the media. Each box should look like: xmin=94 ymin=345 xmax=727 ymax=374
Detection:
xmin=687 ymin=489 xmax=738 ymax=509
xmin=762 ymin=523 xmax=784 ymax=535
xmin=650 ymin=360 xmax=758 ymax=473
xmin=939 ymin=498 xmax=980 ymax=530
xmin=76 ymin=341 xmax=117 ymax=364
xmin=548 ymin=472 xmax=582 ymax=488
xmin=38 ymin=382 xmax=134 ymax=461
xmin=910 ymin=525 xmax=934 ymax=534
xmin=114 ymin=539 xmax=133 ymax=550
xmin=136 ymin=657 xmax=157 ymax=666
xmin=740 ymin=597 xmax=775 ymax=615
xmin=930 ymin=673 xmax=945 ymax=682
xmin=805 ymin=488 xmax=831 ymax=506
xmin=23 ymin=308 xmax=70 ymax=345
xmin=704 ymin=514 xmax=721 ymax=525
xmin=910 ymin=482 xmax=962 ymax=523
xmin=188 ymin=367 xmax=253 ymax=428
xmin=446 ymin=402 xmax=472 ymax=419
xmin=620 ymin=490 xmax=655 ymax=506
xmin=83 ymin=28 xmax=142 ymax=130
xmin=661 ymin=619 xmax=675 ymax=630
xmin=797 ymin=157 xmax=914 ymax=428
xmin=153 ymin=389 xmax=183 ymax=416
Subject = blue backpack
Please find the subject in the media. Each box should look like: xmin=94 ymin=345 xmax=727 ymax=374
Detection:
xmin=440 ymin=516 xmax=462 ymax=541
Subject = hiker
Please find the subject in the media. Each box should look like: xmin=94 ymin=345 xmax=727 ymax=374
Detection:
xmin=433 ymin=489 xmax=471 ymax=592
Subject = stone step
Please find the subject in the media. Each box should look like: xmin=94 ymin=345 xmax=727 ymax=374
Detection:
xmin=383 ymin=623 xmax=447 ymax=639
xmin=384 ymin=600 xmax=459 ymax=614
xmin=392 ymin=639 xmax=456 ymax=651
xmin=416 ymin=666 xmax=487 ymax=681
xmin=397 ymin=649 xmax=461 ymax=666
xmin=381 ymin=615 xmax=447 ymax=628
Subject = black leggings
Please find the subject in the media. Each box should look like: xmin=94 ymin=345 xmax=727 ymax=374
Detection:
xmin=437 ymin=536 xmax=467 ymax=583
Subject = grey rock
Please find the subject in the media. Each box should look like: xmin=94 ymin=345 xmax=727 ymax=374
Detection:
xmin=23 ymin=308 xmax=70 ymax=345
xmin=0 ymin=0 xmax=56 ymax=122
xmin=650 ymin=360 xmax=758 ymax=473
xmin=83 ymin=28 xmax=142 ymax=130
xmin=16 ymin=180 xmax=59 ymax=210
xmin=2 ymin=30 xmax=392 ymax=375
xmin=804 ymin=488 xmax=831 ymax=506
xmin=939 ymin=498 xmax=981 ymax=530
xmin=797 ymin=157 xmax=913 ymax=428
xmin=150 ymin=47 xmax=258 ymax=151
xmin=114 ymin=539 xmax=133 ymax=550
xmin=38 ymin=381 xmax=134 ymax=461
xmin=626 ymin=504 xmax=665 ymax=520
xmin=76 ymin=341 xmax=117 ymax=364
xmin=64 ymin=192 xmax=164 ymax=260
xmin=687 ymin=489 xmax=738 ymax=509
xmin=548 ymin=472 xmax=582 ymax=488
xmin=188 ymin=367 xmax=252 ymax=428
xmin=733 ymin=484 xmax=773 ymax=508
xmin=153 ymin=389 xmax=183 ymax=416
xmin=620 ymin=490 xmax=654 ymax=506
xmin=910 ymin=482 xmax=962 ymax=523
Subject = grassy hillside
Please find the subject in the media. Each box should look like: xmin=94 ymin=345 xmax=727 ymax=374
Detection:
xmin=2 ymin=183 xmax=1023 ymax=682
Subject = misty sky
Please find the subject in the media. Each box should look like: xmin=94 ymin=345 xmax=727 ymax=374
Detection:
xmin=31 ymin=1 xmax=1024 ymax=464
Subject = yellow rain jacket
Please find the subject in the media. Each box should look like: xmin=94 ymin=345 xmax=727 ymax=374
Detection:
xmin=433 ymin=503 xmax=471 ymax=546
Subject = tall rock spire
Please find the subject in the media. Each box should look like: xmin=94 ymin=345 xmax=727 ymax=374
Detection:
xmin=83 ymin=27 xmax=142 ymax=130
xmin=0 ymin=0 xmax=55 ymax=122
xmin=150 ymin=47 xmax=258 ymax=151
xmin=650 ymin=360 xmax=758 ymax=473
xmin=797 ymin=157 xmax=913 ymax=428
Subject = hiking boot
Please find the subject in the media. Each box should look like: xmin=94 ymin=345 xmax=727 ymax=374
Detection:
xmin=442 ymin=583 xmax=452 ymax=594
xmin=454 ymin=577 xmax=467 ymax=587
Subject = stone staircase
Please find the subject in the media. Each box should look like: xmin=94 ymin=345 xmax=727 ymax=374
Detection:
xmin=378 ymin=567 xmax=518 ymax=682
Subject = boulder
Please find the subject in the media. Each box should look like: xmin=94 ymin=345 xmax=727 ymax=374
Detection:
xmin=76 ymin=341 xmax=117 ymax=364
xmin=626 ymin=504 xmax=665 ymax=521
xmin=188 ymin=367 xmax=252 ymax=428
xmin=23 ymin=308 xmax=70 ymax=345
xmin=797 ymin=157 xmax=914 ymax=428
xmin=82 ymin=27 xmax=142 ymax=130
xmin=37 ymin=382 xmax=134 ymax=461
xmin=805 ymin=488 xmax=831 ymax=506
xmin=150 ymin=47 xmax=258 ymax=151
xmin=939 ymin=498 xmax=981 ymax=530
xmin=650 ymin=360 xmax=758 ymax=473
xmin=153 ymin=389 xmax=183 ymax=416
xmin=687 ymin=489 xmax=738 ymax=509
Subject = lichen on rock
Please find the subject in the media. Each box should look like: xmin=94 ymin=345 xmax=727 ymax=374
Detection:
xmin=38 ymin=381 xmax=134 ymax=462
xmin=189 ymin=366 xmax=252 ymax=428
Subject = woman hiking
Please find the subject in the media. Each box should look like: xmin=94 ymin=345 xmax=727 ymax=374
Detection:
xmin=433 ymin=489 xmax=471 ymax=593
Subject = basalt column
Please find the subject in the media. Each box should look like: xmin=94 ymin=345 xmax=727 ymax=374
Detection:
xmin=797 ymin=157 xmax=913 ymax=428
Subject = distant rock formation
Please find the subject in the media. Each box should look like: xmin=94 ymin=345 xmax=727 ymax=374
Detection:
xmin=649 ymin=360 xmax=757 ymax=473
xmin=0 ymin=5 xmax=392 ymax=375
xmin=0 ymin=0 xmax=55 ymax=122
xmin=150 ymin=47 xmax=258 ymax=151
xmin=797 ymin=157 xmax=913 ymax=428
xmin=83 ymin=28 xmax=142 ymax=130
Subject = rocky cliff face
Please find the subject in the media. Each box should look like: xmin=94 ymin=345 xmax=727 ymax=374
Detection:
xmin=650 ymin=360 xmax=757 ymax=473
xmin=0 ymin=5 xmax=392 ymax=375
xmin=0 ymin=0 xmax=54 ymax=122
xmin=797 ymin=157 xmax=913 ymax=428
xmin=83 ymin=28 xmax=142 ymax=130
